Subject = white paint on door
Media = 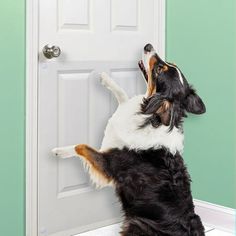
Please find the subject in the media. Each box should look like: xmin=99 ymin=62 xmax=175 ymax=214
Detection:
xmin=38 ymin=0 xmax=165 ymax=235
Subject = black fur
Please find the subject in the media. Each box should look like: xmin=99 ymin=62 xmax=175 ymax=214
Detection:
xmin=100 ymin=147 xmax=205 ymax=236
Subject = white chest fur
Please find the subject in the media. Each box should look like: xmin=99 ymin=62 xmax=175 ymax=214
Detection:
xmin=100 ymin=95 xmax=184 ymax=155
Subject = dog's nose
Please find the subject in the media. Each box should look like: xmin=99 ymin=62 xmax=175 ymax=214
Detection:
xmin=144 ymin=44 xmax=154 ymax=53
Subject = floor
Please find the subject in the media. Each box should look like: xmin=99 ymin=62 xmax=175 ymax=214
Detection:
xmin=76 ymin=223 xmax=234 ymax=236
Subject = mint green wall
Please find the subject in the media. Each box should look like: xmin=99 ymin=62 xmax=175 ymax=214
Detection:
xmin=0 ymin=0 xmax=235 ymax=235
xmin=0 ymin=0 xmax=25 ymax=235
xmin=167 ymin=0 xmax=236 ymax=208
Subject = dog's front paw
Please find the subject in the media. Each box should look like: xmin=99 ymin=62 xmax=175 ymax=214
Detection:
xmin=100 ymin=72 xmax=111 ymax=87
xmin=51 ymin=146 xmax=76 ymax=159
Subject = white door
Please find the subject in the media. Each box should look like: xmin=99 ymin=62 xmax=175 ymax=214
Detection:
xmin=38 ymin=0 xmax=165 ymax=235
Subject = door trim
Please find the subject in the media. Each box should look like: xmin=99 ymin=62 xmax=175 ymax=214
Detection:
xmin=26 ymin=0 xmax=39 ymax=235
xmin=154 ymin=0 xmax=166 ymax=58
xmin=26 ymin=1 xmax=166 ymax=235
xmin=194 ymin=199 xmax=235 ymax=233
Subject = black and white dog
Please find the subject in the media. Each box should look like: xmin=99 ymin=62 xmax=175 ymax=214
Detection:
xmin=52 ymin=44 xmax=206 ymax=236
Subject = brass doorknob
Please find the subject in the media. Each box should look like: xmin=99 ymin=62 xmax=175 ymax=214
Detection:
xmin=43 ymin=44 xmax=61 ymax=59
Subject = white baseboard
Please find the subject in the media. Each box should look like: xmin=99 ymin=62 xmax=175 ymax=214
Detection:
xmin=194 ymin=199 xmax=235 ymax=233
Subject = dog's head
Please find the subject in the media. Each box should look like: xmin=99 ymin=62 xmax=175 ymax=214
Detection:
xmin=139 ymin=44 xmax=206 ymax=130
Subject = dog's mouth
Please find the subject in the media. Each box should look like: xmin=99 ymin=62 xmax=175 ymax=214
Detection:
xmin=138 ymin=44 xmax=159 ymax=97
xmin=138 ymin=44 xmax=156 ymax=84
xmin=138 ymin=60 xmax=148 ymax=82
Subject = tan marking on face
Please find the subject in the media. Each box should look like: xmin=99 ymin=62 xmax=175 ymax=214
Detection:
xmin=163 ymin=65 xmax=168 ymax=72
xmin=146 ymin=70 xmax=156 ymax=97
xmin=149 ymin=56 xmax=157 ymax=70
xmin=146 ymin=56 xmax=158 ymax=97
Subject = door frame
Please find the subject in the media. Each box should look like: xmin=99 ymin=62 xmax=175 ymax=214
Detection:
xmin=26 ymin=1 xmax=166 ymax=235
xmin=26 ymin=0 xmax=39 ymax=235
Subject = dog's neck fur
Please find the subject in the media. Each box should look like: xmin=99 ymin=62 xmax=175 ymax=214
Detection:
xmin=100 ymin=95 xmax=184 ymax=155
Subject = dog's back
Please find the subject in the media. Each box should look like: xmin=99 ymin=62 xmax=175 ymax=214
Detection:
xmin=103 ymin=148 xmax=205 ymax=236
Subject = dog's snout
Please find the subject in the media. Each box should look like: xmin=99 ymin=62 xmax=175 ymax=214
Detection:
xmin=144 ymin=44 xmax=154 ymax=53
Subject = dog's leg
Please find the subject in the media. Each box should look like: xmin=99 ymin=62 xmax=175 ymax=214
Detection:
xmin=74 ymin=144 xmax=112 ymax=187
xmin=100 ymin=72 xmax=129 ymax=104
xmin=52 ymin=144 xmax=112 ymax=187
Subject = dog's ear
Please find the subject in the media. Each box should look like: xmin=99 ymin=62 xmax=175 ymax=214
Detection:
xmin=184 ymin=88 xmax=206 ymax=114
xmin=155 ymin=100 xmax=172 ymax=126
xmin=141 ymin=97 xmax=172 ymax=126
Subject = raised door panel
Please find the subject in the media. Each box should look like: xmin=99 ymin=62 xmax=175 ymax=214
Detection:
xmin=109 ymin=69 xmax=146 ymax=112
xmin=58 ymin=0 xmax=90 ymax=30
xmin=57 ymin=72 xmax=92 ymax=198
xmin=111 ymin=0 xmax=139 ymax=31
